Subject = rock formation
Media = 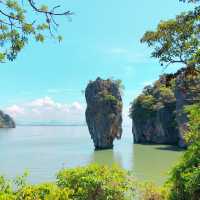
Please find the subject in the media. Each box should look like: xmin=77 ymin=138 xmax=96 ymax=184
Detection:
xmin=85 ymin=77 xmax=123 ymax=150
xmin=0 ymin=110 xmax=15 ymax=128
xmin=130 ymin=67 xmax=200 ymax=147
xmin=175 ymin=68 xmax=200 ymax=147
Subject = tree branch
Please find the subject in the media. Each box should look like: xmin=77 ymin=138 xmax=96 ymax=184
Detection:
xmin=27 ymin=0 xmax=73 ymax=16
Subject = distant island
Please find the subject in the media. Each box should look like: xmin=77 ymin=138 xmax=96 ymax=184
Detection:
xmin=16 ymin=122 xmax=87 ymax=127
xmin=0 ymin=110 xmax=15 ymax=128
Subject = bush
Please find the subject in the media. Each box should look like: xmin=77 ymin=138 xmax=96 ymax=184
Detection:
xmin=102 ymin=94 xmax=119 ymax=105
xmin=129 ymin=76 xmax=176 ymax=123
xmin=16 ymin=183 xmax=73 ymax=200
xmin=0 ymin=165 xmax=134 ymax=200
xmin=138 ymin=183 xmax=168 ymax=200
xmin=130 ymin=94 xmax=157 ymax=120
xmin=158 ymin=86 xmax=175 ymax=103
xmin=167 ymin=141 xmax=200 ymax=200
xmin=184 ymin=104 xmax=200 ymax=144
xmin=166 ymin=103 xmax=200 ymax=200
xmin=57 ymin=164 xmax=132 ymax=200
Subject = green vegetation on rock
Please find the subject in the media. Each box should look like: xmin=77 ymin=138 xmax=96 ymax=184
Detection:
xmin=129 ymin=74 xmax=179 ymax=145
xmin=130 ymin=94 xmax=157 ymax=120
xmin=101 ymin=94 xmax=123 ymax=108
xmin=130 ymin=77 xmax=176 ymax=122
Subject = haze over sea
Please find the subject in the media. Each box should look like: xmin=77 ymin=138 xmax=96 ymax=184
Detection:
xmin=0 ymin=125 xmax=183 ymax=185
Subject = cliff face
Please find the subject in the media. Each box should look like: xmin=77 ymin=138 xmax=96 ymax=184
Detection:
xmin=132 ymin=102 xmax=179 ymax=144
xmin=85 ymin=78 xmax=123 ymax=150
xmin=175 ymin=69 xmax=200 ymax=147
xmin=0 ymin=110 xmax=15 ymax=128
xmin=130 ymin=67 xmax=200 ymax=147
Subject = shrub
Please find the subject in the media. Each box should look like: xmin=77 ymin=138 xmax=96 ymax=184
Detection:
xmin=166 ymin=103 xmax=200 ymax=200
xmin=167 ymin=141 xmax=200 ymax=200
xmin=16 ymin=183 xmax=73 ymax=200
xmin=57 ymin=164 xmax=132 ymax=200
xmin=158 ymin=86 xmax=175 ymax=103
xmin=0 ymin=194 xmax=15 ymax=200
xmin=102 ymin=94 xmax=119 ymax=104
xmin=130 ymin=94 xmax=157 ymax=120
xmin=184 ymin=104 xmax=200 ymax=144
xmin=0 ymin=165 xmax=134 ymax=200
xmin=0 ymin=176 xmax=12 ymax=195
xmin=139 ymin=183 xmax=168 ymax=200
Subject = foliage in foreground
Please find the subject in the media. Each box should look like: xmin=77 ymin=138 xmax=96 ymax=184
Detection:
xmin=167 ymin=142 xmax=200 ymax=200
xmin=0 ymin=0 xmax=73 ymax=62
xmin=135 ymin=182 xmax=168 ymax=200
xmin=166 ymin=104 xmax=200 ymax=200
xmin=0 ymin=165 xmax=133 ymax=200
xmin=141 ymin=1 xmax=200 ymax=69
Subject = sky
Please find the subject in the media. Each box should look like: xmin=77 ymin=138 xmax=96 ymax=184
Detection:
xmin=0 ymin=0 xmax=194 ymax=124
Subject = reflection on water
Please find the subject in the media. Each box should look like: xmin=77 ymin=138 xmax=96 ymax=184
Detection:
xmin=90 ymin=149 xmax=123 ymax=168
xmin=0 ymin=126 xmax=183 ymax=184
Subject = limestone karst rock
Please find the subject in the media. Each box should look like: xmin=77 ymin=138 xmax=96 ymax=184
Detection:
xmin=0 ymin=110 xmax=15 ymax=128
xmin=85 ymin=77 xmax=123 ymax=150
xmin=175 ymin=67 xmax=200 ymax=147
xmin=130 ymin=67 xmax=200 ymax=148
xmin=131 ymin=76 xmax=179 ymax=145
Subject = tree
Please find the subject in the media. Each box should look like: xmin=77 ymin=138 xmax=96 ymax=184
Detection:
xmin=167 ymin=104 xmax=200 ymax=200
xmin=179 ymin=0 xmax=200 ymax=3
xmin=0 ymin=0 xmax=73 ymax=62
xmin=0 ymin=165 xmax=134 ymax=200
xmin=184 ymin=104 xmax=200 ymax=144
xmin=141 ymin=8 xmax=200 ymax=69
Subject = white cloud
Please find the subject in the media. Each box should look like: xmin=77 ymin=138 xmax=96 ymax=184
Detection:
xmin=4 ymin=97 xmax=133 ymax=127
xmin=29 ymin=96 xmax=57 ymax=107
xmin=70 ymin=102 xmax=83 ymax=111
xmin=5 ymin=105 xmax=24 ymax=116
xmin=5 ymin=97 xmax=85 ymax=124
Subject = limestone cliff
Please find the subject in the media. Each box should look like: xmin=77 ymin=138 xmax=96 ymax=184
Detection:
xmin=130 ymin=67 xmax=200 ymax=147
xmin=175 ymin=68 xmax=200 ymax=147
xmin=0 ymin=110 xmax=15 ymax=128
xmin=85 ymin=77 xmax=123 ymax=150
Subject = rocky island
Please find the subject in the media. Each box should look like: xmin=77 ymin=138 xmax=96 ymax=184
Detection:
xmin=85 ymin=77 xmax=123 ymax=150
xmin=0 ymin=110 xmax=15 ymax=128
xmin=130 ymin=67 xmax=200 ymax=148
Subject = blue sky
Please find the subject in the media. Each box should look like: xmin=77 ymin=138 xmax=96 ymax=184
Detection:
xmin=0 ymin=0 xmax=194 ymax=123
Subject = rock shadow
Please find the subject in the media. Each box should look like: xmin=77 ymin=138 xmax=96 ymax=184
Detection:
xmin=155 ymin=145 xmax=185 ymax=152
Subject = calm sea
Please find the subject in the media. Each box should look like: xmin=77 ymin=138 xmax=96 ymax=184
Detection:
xmin=0 ymin=126 xmax=183 ymax=184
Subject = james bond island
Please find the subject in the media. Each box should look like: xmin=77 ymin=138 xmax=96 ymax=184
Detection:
xmin=85 ymin=78 xmax=123 ymax=150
